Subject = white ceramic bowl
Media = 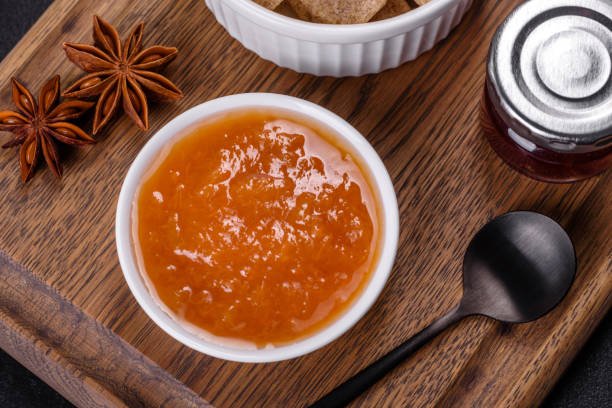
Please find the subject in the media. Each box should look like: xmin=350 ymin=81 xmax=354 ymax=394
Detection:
xmin=116 ymin=94 xmax=399 ymax=362
xmin=205 ymin=0 xmax=472 ymax=77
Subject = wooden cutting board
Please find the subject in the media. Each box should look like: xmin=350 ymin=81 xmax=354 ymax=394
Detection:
xmin=0 ymin=0 xmax=610 ymax=407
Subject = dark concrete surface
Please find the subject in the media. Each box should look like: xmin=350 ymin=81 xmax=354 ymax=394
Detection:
xmin=0 ymin=1 xmax=609 ymax=407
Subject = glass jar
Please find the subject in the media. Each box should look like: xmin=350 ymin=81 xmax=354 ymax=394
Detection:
xmin=482 ymin=0 xmax=612 ymax=183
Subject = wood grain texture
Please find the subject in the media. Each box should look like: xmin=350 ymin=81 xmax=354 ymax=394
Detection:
xmin=0 ymin=252 xmax=209 ymax=408
xmin=0 ymin=0 xmax=610 ymax=407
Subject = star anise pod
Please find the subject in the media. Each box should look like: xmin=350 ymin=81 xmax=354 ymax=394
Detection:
xmin=0 ymin=76 xmax=94 ymax=182
xmin=62 ymin=16 xmax=183 ymax=135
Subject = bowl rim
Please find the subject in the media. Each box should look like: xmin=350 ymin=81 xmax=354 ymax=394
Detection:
xmin=115 ymin=93 xmax=399 ymax=362
xmin=219 ymin=0 xmax=463 ymax=43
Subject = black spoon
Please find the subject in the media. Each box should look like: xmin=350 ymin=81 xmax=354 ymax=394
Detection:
xmin=311 ymin=211 xmax=576 ymax=408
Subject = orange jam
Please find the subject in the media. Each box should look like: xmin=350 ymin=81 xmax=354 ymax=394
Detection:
xmin=134 ymin=110 xmax=380 ymax=347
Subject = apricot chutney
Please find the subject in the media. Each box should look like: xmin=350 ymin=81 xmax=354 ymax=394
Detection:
xmin=134 ymin=110 xmax=380 ymax=347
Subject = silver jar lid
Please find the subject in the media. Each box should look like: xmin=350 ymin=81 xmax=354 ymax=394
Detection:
xmin=488 ymin=0 xmax=612 ymax=153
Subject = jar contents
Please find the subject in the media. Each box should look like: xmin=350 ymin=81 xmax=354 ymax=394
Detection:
xmin=133 ymin=110 xmax=380 ymax=347
xmin=482 ymin=85 xmax=612 ymax=183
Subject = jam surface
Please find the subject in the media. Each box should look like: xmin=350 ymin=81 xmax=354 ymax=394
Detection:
xmin=134 ymin=111 xmax=379 ymax=347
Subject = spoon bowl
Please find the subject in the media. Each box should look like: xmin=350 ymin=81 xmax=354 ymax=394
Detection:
xmin=461 ymin=211 xmax=576 ymax=323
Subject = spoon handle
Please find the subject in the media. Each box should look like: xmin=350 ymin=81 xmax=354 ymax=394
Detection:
xmin=309 ymin=305 xmax=466 ymax=408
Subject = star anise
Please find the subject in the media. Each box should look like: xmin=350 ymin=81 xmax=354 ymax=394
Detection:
xmin=0 ymin=76 xmax=94 ymax=182
xmin=62 ymin=16 xmax=183 ymax=135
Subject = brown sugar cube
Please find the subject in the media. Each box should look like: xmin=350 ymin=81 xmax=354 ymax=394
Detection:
xmin=287 ymin=0 xmax=314 ymax=21
xmin=253 ymin=0 xmax=285 ymax=10
xmin=275 ymin=1 xmax=299 ymax=18
xmin=294 ymin=0 xmax=388 ymax=24
xmin=372 ymin=0 xmax=412 ymax=21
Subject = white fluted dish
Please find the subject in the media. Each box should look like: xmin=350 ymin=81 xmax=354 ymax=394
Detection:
xmin=205 ymin=0 xmax=472 ymax=77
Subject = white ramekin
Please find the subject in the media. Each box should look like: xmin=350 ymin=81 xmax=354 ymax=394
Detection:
xmin=116 ymin=94 xmax=399 ymax=362
xmin=205 ymin=0 xmax=472 ymax=77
